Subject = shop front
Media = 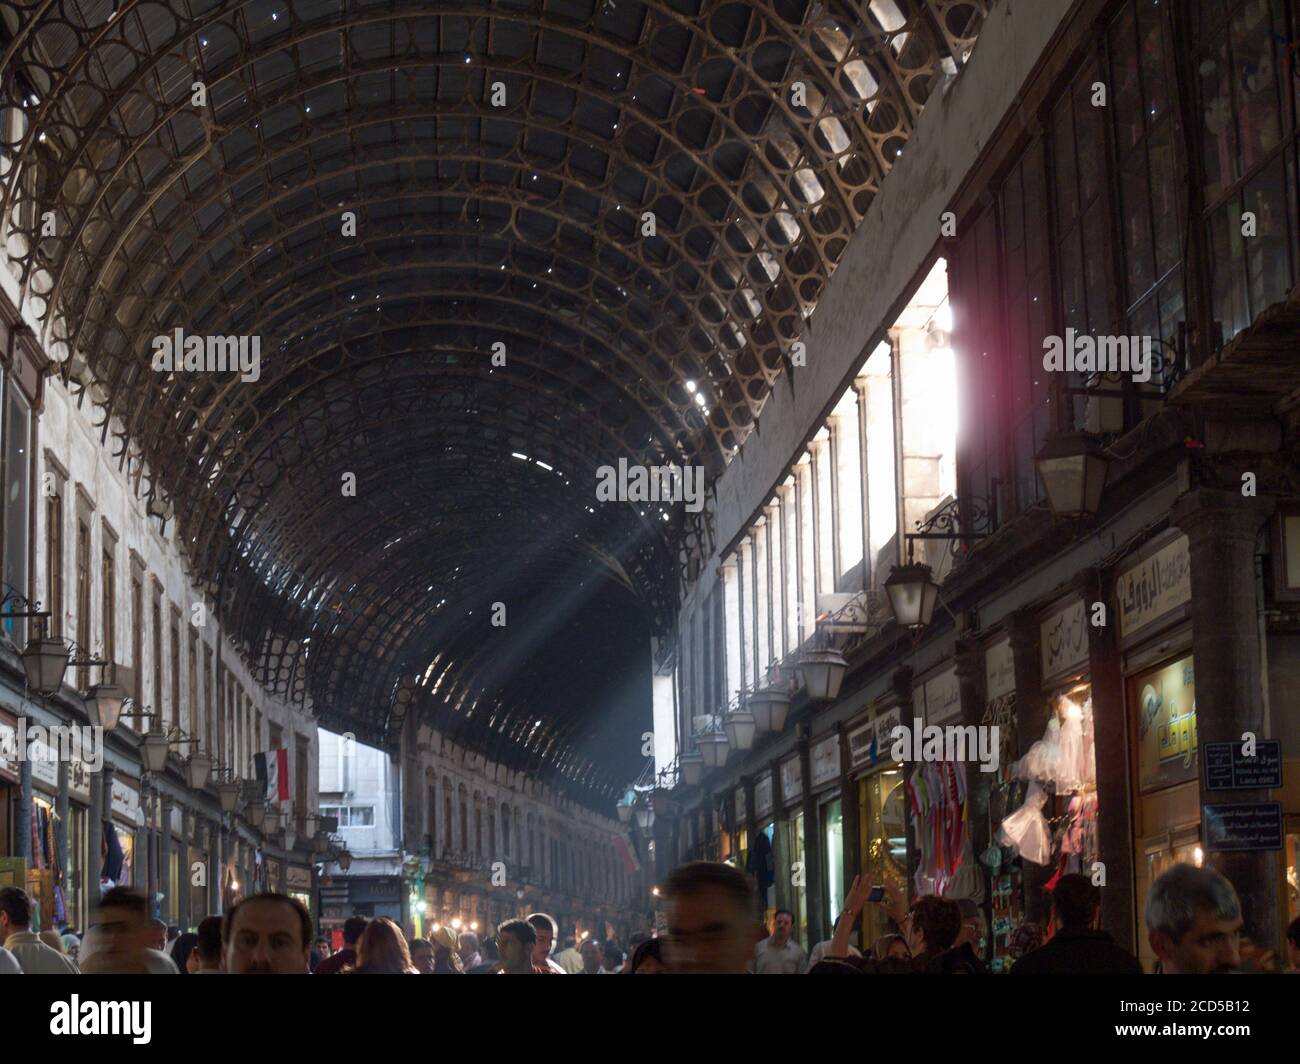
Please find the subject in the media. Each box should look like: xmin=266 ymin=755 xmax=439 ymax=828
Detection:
xmin=0 ymin=708 xmax=20 ymax=881
xmin=107 ymin=777 xmax=140 ymax=893
xmin=810 ymin=732 xmax=843 ymax=932
xmin=729 ymin=784 xmax=748 ymax=875
xmin=980 ymin=634 xmax=1024 ymax=971
xmin=991 ymin=597 xmax=1099 ymax=947
xmin=287 ymin=864 xmax=313 ymax=917
xmin=29 ymin=734 xmax=91 ymax=932
xmin=1116 ymin=533 xmax=1199 ymax=971
xmin=775 ymin=754 xmax=807 ymax=945
xmin=846 ymin=703 xmax=906 ymax=951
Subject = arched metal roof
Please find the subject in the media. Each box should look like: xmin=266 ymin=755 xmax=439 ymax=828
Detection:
xmin=0 ymin=0 xmax=985 ymax=805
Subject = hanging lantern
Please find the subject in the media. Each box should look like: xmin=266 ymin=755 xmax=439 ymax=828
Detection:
xmin=185 ymin=752 xmax=212 ymax=789
xmin=218 ymin=780 xmax=240 ymax=813
xmin=84 ymin=683 xmax=126 ymax=732
xmin=723 ymin=708 xmax=757 ymax=751
xmin=696 ymin=729 xmax=729 ymax=769
xmin=141 ymin=731 xmax=169 ymax=774
xmin=246 ymin=799 xmax=266 ymax=829
xmin=884 ymin=562 xmax=940 ymax=630
xmin=634 ymin=804 xmax=654 ymax=832
xmin=338 ymin=850 xmax=354 ymax=872
xmin=1034 ymin=430 xmax=1110 ymax=519
xmin=21 ymin=634 xmax=68 ymax=695
xmin=799 ymin=647 xmax=849 ymax=701
xmin=678 ymin=751 xmax=704 ymax=787
xmin=748 ymin=687 xmax=791 ymax=734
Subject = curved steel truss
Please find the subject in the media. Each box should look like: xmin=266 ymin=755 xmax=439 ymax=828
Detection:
xmin=0 ymin=0 xmax=984 ymax=803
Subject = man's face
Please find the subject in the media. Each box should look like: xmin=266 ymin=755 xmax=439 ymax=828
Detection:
xmin=91 ymin=906 xmax=149 ymax=958
xmin=1150 ymin=907 xmax=1243 ymax=974
xmin=410 ymin=943 xmax=435 ymax=974
xmin=224 ymin=899 xmax=309 ymax=974
xmin=663 ymin=887 xmax=755 ymax=974
xmin=499 ymin=931 xmax=531 ymax=971
xmin=886 ymin=939 xmax=910 ymax=961
xmin=773 ymin=912 xmax=793 ymax=941
xmin=147 ymin=924 xmax=167 ymax=952
xmin=531 ymin=925 xmax=553 ymax=964
xmin=581 ymin=940 xmax=601 ymax=973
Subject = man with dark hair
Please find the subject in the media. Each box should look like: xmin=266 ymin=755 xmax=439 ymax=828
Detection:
xmin=314 ymin=915 xmax=368 ymax=975
xmin=1145 ymin=864 xmax=1243 ymax=974
xmin=82 ymin=888 xmax=177 ymax=974
xmin=497 ymin=918 xmax=542 ymax=974
xmin=526 ymin=912 xmax=565 ymax=973
xmin=600 ymin=940 xmax=625 ymax=974
xmin=148 ymin=918 xmax=169 ymax=952
xmin=191 ymin=915 xmax=224 ymax=973
xmin=409 ymin=938 xmax=436 ymax=974
xmin=660 ymin=861 xmax=759 ymax=974
xmin=0 ymin=886 xmax=79 ymax=974
xmin=1010 ymin=874 xmax=1141 ymax=975
xmin=222 ymin=892 xmax=312 ymax=974
xmin=754 ymin=908 xmax=808 ymax=974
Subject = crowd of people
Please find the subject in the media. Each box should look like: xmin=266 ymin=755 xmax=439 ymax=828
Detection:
xmin=1 ymin=861 xmax=1297 ymax=974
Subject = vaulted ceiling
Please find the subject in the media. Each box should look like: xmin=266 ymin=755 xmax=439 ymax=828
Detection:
xmin=0 ymin=0 xmax=984 ymax=806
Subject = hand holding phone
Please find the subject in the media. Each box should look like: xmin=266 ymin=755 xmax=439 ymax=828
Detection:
xmin=867 ymin=886 xmax=885 ymax=903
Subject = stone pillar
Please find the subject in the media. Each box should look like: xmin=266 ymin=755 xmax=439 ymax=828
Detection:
xmin=179 ymin=807 xmax=193 ymax=931
xmin=1077 ymin=564 xmax=1136 ymax=949
xmin=892 ymin=666 xmax=916 ymax=902
xmin=1171 ymin=487 xmax=1280 ymax=952
xmin=835 ymin=723 xmax=860 ymax=919
xmin=85 ymin=758 xmax=104 ymax=910
xmin=1008 ymin=607 xmax=1050 ymax=924
xmin=15 ymin=756 xmax=32 ymax=862
xmin=209 ymin=819 xmax=222 ymax=915
xmin=159 ymin=794 xmax=173 ymax=924
xmin=798 ymin=726 xmax=823 ymax=945
xmin=55 ymin=759 xmax=70 ymax=916
xmin=769 ymin=757 xmax=784 ymax=919
xmin=954 ymin=637 xmax=989 ymax=928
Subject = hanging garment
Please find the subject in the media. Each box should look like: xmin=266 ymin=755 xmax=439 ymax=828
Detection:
xmin=996 ymin=781 xmax=1052 ymax=865
xmin=101 ymin=820 xmax=125 ymax=884
xmin=1055 ymin=711 xmax=1085 ymax=792
xmin=746 ymin=827 xmax=774 ymax=896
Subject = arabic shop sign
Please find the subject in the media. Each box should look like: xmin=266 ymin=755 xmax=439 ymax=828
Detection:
xmin=1040 ymin=599 xmax=1088 ymax=681
xmin=1116 ymin=535 xmax=1191 ymax=637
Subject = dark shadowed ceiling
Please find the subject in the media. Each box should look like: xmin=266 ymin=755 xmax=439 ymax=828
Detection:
xmin=0 ymin=0 xmax=984 ymax=806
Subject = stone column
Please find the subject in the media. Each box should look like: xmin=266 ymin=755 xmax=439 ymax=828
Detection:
xmin=15 ymin=756 xmax=32 ymax=862
xmin=85 ymin=757 xmax=103 ymax=914
xmin=769 ymin=757 xmax=784 ymax=918
xmin=158 ymin=794 xmax=173 ymax=925
xmin=954 ymin=637 xmax=989 ymax=929
xmin=1007 ymin=607 xmax=1050 ymax=924
xmin=55 ymin=759 xmax=70 ymax=919
xmin=208 ymin=819 xmax=222 ymax=915
xmin=892 ymin=665 xmax=916 ymax=902
xmin=835 ymin=724 xmax=859 ymax=922
xmin=1077 ymin=564 xmax=1136 ymax=949
xmin=1171 ymin=487 xmax=1280 ymax=952
xmin=179 ymin=807 xmax=193 ymax=931
xmin=798 ymin=726 xmax=823 ymax=945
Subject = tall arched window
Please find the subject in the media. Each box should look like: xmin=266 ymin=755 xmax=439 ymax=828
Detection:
xmin=458 ymin=783 xmax=468 ymax=854
xmin=501 ymin=804 xmax=511 ymax=858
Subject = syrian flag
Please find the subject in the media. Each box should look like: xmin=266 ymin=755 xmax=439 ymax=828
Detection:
xmin=254 ymin=749 xmax=289 ymax=802
xmin=614 ymin=832 xmax=641 ymax=875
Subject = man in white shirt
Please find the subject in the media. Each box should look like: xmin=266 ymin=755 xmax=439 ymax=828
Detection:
xmin=0 ymin=887 xmax=80 ymax=974
xmin=754 ymin=909 xmax=808 ymax=975
xmin=79 ymin=887 xmax=177 ymax=974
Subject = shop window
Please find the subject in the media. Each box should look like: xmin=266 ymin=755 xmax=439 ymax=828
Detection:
xmin=1197 ymin=0 xmax=1299 ymax=345
xmin=821 ymin=798 xmax=845 ymax=931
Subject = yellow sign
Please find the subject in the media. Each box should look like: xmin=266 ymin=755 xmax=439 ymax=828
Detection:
xmin=1135 ymin=655 xmax=1197 ymax=791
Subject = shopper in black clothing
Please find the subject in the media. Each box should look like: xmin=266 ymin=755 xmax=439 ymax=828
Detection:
xmin=1010 ymin=874 xmax=1142 ymax=975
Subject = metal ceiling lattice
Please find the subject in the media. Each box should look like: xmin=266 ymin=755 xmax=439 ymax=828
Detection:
xmin=0 ymin=0 xmax=984 ymax=804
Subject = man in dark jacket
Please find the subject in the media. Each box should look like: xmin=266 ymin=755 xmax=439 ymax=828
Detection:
xmin=1010 ymin=874 xmax=1142 ymax=975
xmin=313 ymin=915 xmax=367 ymax=975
